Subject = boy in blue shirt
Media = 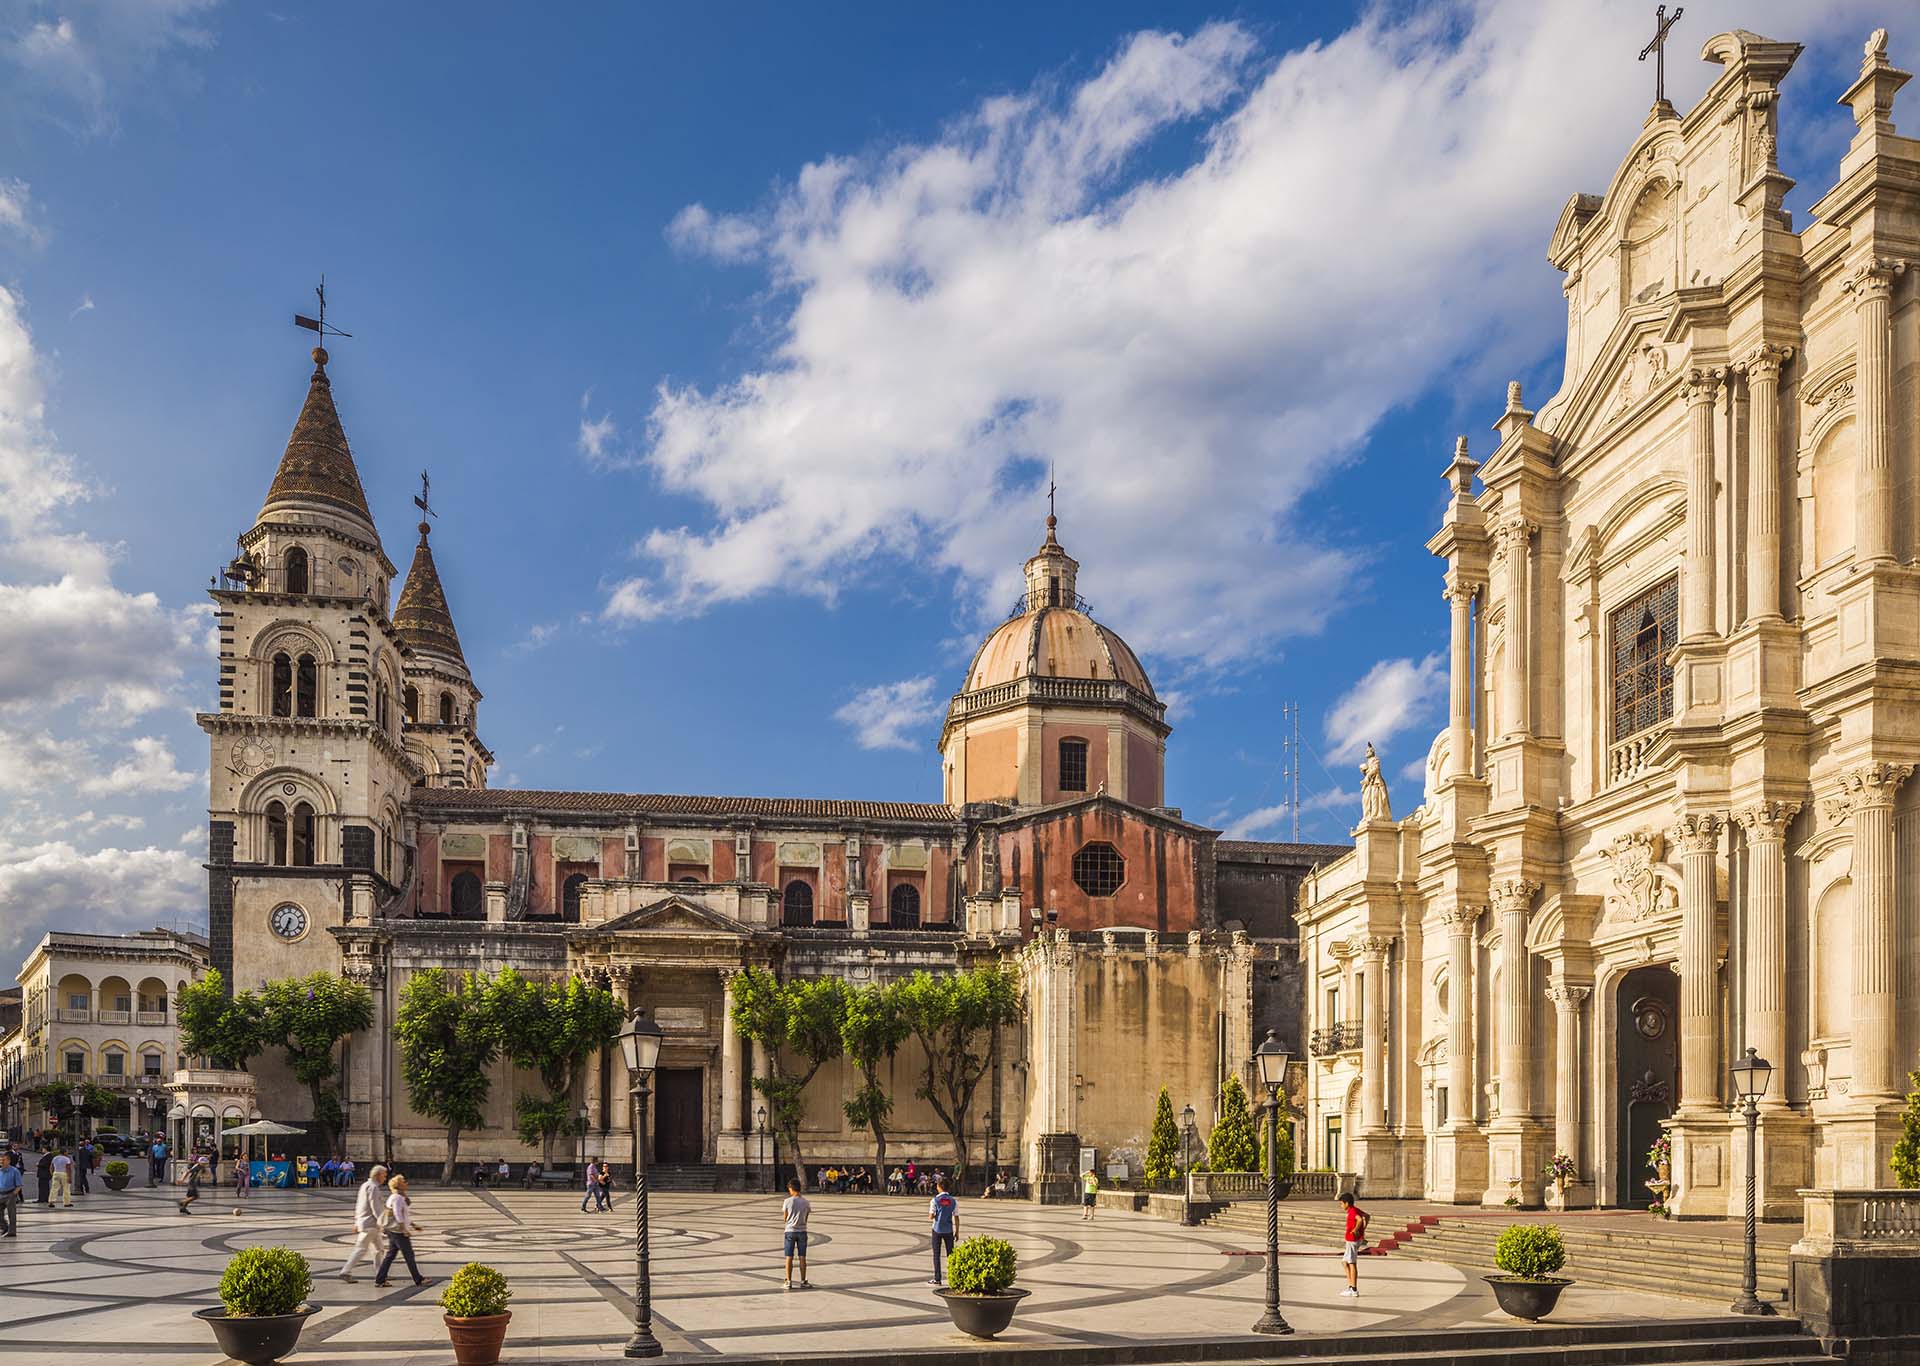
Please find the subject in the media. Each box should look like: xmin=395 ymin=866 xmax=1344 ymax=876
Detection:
xmin=927 ymin=1176 xmax=958 ymax=1286
xmin=0 ymin=1152 xmax=21 ymax=1236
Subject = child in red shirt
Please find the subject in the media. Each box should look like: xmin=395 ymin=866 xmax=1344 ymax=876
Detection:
xmin=1339 ymin=1192 xmax=1368 ymax=1296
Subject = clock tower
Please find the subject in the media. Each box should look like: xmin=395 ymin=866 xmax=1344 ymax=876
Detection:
xmin=198 ymin=345 xmax=420 ymax=1021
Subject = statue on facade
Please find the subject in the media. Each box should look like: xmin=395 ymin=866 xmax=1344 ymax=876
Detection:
xmin=1359 ymin=743 xmax=1392 ymax=823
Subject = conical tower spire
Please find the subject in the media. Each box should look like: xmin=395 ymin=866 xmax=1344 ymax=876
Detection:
xmin=394 ymin=516 xmax=467 ymax=669
xmin=260 ymin=346 xmax=376 ymax=527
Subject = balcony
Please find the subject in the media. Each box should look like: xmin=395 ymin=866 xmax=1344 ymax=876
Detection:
xmin=1309 ymin=1021 xmax=1363 ymax=1057
xmin=53 ymin=1008 xmax=91 ymax=1023
xmin=1607 ymin=722 xmax=1670 ymax=787
xmin=96 ymin=1010 xmax=131 ymax=1025
xmin=135 ymin=1011 xmax=167 ymax=1026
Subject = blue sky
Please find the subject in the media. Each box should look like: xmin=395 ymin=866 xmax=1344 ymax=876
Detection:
xmin=0 ymin=0 xmax=1903 ymax=964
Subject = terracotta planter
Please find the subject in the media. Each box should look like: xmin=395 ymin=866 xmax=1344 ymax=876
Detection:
xmin=934 ymin=1288 xmax=1029 ymax=1338
xmin=445 ymin=1311 xmax=512 ymax=1366
xmin=1484 ymin=1276 xmax=1571 ymax=1321
xmin=193 ymin=1305 xmax=319 ymax=1364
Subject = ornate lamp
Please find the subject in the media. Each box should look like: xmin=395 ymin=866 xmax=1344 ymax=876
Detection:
xmin=1251 ymin=1030 xmax=1293 ymax=1335
xmin=617 ymin=1012 xmax=665 ymax=1358
xmin=1730 ymin=1047 xmax=1775 ymax=1317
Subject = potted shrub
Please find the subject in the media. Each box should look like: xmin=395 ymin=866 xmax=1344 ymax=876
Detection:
xmin=1484 ymin=1223 xmax=1571 ymax=1321
xmin=103 ymin=1159 xmax=131 ymax=1191
xmin=442 ymin=1262 xmax=513 ymax=1366
xmin=193 ymin=1246 xmax=319 ymax=1364
xmin=934 ymin=1235 xmax=1029 ymax=1339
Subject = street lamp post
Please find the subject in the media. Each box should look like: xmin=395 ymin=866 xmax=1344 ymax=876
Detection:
xmin=617 ymin=1012 xmax=665 ymax=1358
xmin=755 ymin=1105 xmax=768 ymax=1194
xmin=1179 ymin=1103 xmax=1197 ymax=1175
xmin=578 ymin=1105 xmax=590 ymax=1175
xmin=1251 ymin=1030 xmax=1293 ymax=1335
xmin=1729 ymin=1046 xmax=1775 ymax=1317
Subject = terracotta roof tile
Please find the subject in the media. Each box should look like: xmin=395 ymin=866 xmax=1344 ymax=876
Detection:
xmin=262 ymin=349 xmax=374 ymax=524
xmin=1215 ymin=838 xmax=1351 ymax=861
xmin=412 ymin=787 xmax=956 ymax=823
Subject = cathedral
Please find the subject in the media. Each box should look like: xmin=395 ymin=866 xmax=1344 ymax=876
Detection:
xmin=1298 ymin=28 xmax=1920 ymax=1218
xmin=197 ymin=341 xmax=1338 ymax=1180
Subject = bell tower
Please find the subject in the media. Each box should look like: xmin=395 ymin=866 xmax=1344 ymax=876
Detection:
xmin=394 ymin=502 xmax=490 ymax=789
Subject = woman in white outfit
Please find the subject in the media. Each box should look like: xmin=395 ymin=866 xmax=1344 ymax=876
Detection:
xmin=339 ymin=1164 xmax=389 ymax=1283
xmin=374 ymin=1174 xmax=432 ymax=1288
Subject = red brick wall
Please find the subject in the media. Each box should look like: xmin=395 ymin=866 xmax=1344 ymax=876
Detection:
xmin=999 ymin=807 xmax=1201 ymax=935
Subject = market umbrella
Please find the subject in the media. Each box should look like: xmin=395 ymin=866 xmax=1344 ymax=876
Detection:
xmin=220 ymin=1120 xmax=306 ymax=1208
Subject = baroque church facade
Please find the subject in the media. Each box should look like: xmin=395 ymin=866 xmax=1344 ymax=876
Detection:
xmin=199 ymin=344 xmax=1338 ymax=1179
xmin=1298 ymin=28 xmax=1920 ymax=1218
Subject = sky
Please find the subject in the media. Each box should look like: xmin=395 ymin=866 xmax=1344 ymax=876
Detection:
xmin=0 ymin=0 xmax=1904 ymax=969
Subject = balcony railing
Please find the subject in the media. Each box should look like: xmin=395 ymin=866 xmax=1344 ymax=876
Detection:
xmin=1607 ymin=722 xmax=1670 ymax=787
xmin=53 ymin=1008 xmax=91 ymax=1023
xmin=1309 ymin=1022 xmax=1363 ymax=1057
xmin=1796 ymin=1188 xmax=1920 ymax=1254
xmin=96 ymin=1010 xmax=131 ymax=1025
xmin=135 ymin=1010 xmax=167 ymax=1026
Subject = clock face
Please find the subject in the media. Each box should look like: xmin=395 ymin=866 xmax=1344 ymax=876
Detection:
xmin=230 ymin=738 xmax=273 ymax=777
xmin=269 ymin=903 xmax=308 ymax=941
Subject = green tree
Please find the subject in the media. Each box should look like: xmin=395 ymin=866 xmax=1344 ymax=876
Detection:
xmin=1257 ymin=1111 xmax=1296 ymax=1183
xmin=730 ymin=967 xmax=848 ymax=1190
xmin=175 ymin=969 xmax=269 ymax=1070
xmin=259 ymin=973 xmax=374 ymax=1155
xmin=841 ymin=979 xmax=909 ymax=1181
xmin=1893 ymin=1068 xmax=1920 ymax=1188
xmin=897 ymin=965 xmax=1021 ymax=1186
xmin=1206 ymin=1073 xmax=1259 ymax=1173
xmin=30 ymin=1080 xmax=118 ymax=1142
xmin=492 ymin=970 xmax=626 ymax=1164
xmin=395 ymin=969 xmax=503 ymax=1183
xmin=1145 ymin=1087 xmax=1181 ymax=1182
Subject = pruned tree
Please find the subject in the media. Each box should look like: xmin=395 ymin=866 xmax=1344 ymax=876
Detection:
xmin=897 ymin=964 xmax=1021 ymax=1186
xmin=175 ymin=969 xmax=269 ymax=1070
xmin=1894 ymin=1068 xmax=1920 ymax=1188
xmin=730 ymin=966 xmax=848 ymax=1190
xmin=492 ymin=969 xmax=626 ymax=1164
xmin=1145 ymin=1087 xmax=1181 ymax=1182
xmin=30 ymin=1080 xmax=119 ymax=1142
xmin=394 ymin=969 xmax=502 ymax=1183
xmin=841 ymin=979 xmax=909 ymax=1182
xmin=1206 ymin=1073 xmax=1259 ymax=1173
xmin=259 ymin=973 xmax=374 ymax=1155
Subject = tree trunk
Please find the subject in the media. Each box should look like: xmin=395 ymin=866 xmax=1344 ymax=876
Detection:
xmin=442 ymin=1125 xmax=462 ymax=1185
xmin=542 ymin=1129 xmax=557 ymax=1167
xmin=873 ymin=1128 xmax=887 ymax=1191
xmin=787 ymin=1129 xmax=807 ymax=1190
xmin=948 ymin=1122 xmax=969 ymax=1189
xmin=307 ymin=1078 xmax=337 ymax=1156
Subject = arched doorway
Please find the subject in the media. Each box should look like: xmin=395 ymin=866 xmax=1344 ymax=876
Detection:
xmin=1613 ymin=963 xmax=1678 ymax=1207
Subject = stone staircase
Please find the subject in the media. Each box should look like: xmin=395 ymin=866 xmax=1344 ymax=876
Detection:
xmin=1199 ymin=1204 xmax=1794 ymax=1309
xmin=646 ymin=1163 xmax=720 ymax=1192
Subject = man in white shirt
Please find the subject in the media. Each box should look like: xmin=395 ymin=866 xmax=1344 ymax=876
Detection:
xmin=339 ymin=1164 xmax=390 ymax=1283
xmin=49 ymin=1149 xmax=73 ymax=1208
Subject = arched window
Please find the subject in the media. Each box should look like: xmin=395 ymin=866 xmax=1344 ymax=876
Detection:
xmin=562 ymin=873 xmax=588 ymax=924
xmin=271 ymin=653 xmax=293 ymax=717
xmin=403 ymin=685 xmax=419 ymax=722
xmin=888 ymin=882 xmax=921 ymax=929
xmin=284 ymin=546 xmax=308 ymax=595
xmin=439 ymin=692 xmax=455 ymax=725
xmin=290 ymin=802 xmax=316 ymax=867
xmin=782 ymin=879 xmax=814 ymax=928
xmin=1058 ymin=737 xmax=1089 ymax=793
xmin=375 ymin=681 xmax=390 ymax=732
xmin=296 ymin=654 xmax=318 ymax=717
xmin=265 ymin=801 xmax=288 ymax=865
xmin=450 ymin=870 xmax=484 ymax=920
xmin=1608 ymin=576 xmax=1677 ymax=742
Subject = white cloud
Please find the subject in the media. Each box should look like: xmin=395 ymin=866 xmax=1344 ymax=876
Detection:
xmin=4 ymin=0 xmax=220 ymax=139
xmin=0 ymin=178 xmax=43 ymax=244
xmin=578 ymin=404 xmax=620 ymax=464
xmin=601 ymin=2 xmax=1878 ymax=675
xmin=1221 ymin=785 xmax=1357 ymax=840
xmin=0 ymin=838 xmax=203 ymax=967
xmin=69 ymin=292 xmax=94 ymax=319
xmin=834 ymin=675 xmax=945 ymax=752
xmin=79 ymin=735 xmax=194 ymax=795
xmin=1325 ymin=653 xmax=1446 ymax=764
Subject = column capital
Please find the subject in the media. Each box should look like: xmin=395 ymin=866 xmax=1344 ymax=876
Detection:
xmin=1545 ymin=983 xmax=1591 ymax=1011
xmin=1741 ymin=342 xmax=1793 ymax=382
xmin=1831 ymin=761 xmax=1914 ymax=814
xmin=1489 ymin=878 xmax=1539 ymax=915
xmin=1354 ymin=934 xmax=1396 ymax=961
xmin=1442 ymin=571 xmax=1483 ymax=604
xmin=1495 ymin=514 xmax=1538 ymax=551
xmin=1733 ymin=800 xmax=1801 ymax=841
xmin=1681 ymin=367 xmax=1724 ymax=405
xmin=1843 ymin=256 xmax=1906 ymax=303
xmin=1668 ymin=811 xmax=1724 ymax=854
xmin=1439 ymin=903 xmax=1485 ymax=935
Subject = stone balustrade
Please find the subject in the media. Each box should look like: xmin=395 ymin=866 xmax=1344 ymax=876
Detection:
xmin=1607 ymin=724 xmax=1670 ymax=786
xmin=1791 ymin=1189 xmax=1920 ymax=1256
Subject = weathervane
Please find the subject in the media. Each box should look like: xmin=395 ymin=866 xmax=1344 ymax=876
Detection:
xmin=294 ymin=275 xmax=353 ymax=342
xmin=1639 ymin=4 xmax=1684 ymax=109
xmin=414 ymin=470 xmax=436 ymax=523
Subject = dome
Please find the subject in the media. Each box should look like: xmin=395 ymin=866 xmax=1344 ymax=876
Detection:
xmin=963 ymin=607 xmax=1155 ymax=696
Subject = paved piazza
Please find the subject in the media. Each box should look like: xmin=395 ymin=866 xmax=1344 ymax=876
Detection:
xmin=0 ymin=1185 xmax=1713 ymax=1364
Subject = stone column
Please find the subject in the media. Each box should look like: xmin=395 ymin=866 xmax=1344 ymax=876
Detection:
xmin=1445 ymin=574 xmax=1477 ymax=777
xmin=1441 ymin=906 xmax=1480 ymax=1126
xmin=1671 ymin=813 xmax=1724 ymax=1111
xmin=1545 ymin=984 xmax=1589 ymax=1168
xmin=1845 ymin=260 xmax=1902 ymax=566
xmin=719 ymin=970 xmax=743 ymax=1135
xmin=1496 ymin=518 xmax=1536 ymax=737
xmin=1358 ymin=935 xmax=1392 ymax=1132
xmin=1743 ymin=346 xmax=1791 ymax=620
xmin=1836 ymin=764 xmax=1913 ymax=1099
xmin=1682 ymin=368 xmax=1721 ymax=639
xmin=1490 ymin=880 xmax=1539 ymax=1118
xmin=1735 ymin=801 xmax=1798 ymax=1102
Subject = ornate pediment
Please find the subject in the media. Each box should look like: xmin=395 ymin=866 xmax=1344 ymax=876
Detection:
xmin=1598 ymin=830 xmax=1679 ymax=923
xmin=594 ymin=894 xmax=746 ymax=937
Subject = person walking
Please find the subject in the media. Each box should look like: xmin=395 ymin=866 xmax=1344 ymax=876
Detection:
xmin=1338 ymin=1192 xmax=1369 ymax=1296
xmin=74 ymin=1139 xmax=93 ymax=1195
xmin=781 ymin=1177 xmax=811 ymax=1290
xmin=596 ymin=1160 xmax=614 ymax=1211
xmin=580 ymin=1161 xmax=602 ymax=1214
xmin=148 ymin=1135 xmax=168 ymax=1187
xmin=1080 ymin=1166 xmax=1099 ymax=1221
xmin=340 ymin=1164 xmax=391 ymax=1283
xmin=34 ymin=1149 xmax=51 ymax=1205
xmin=233 ymin=1151 xmax=252 ymax=1211
xmin=373 ymin=1175 xmax=431 ymax=1288
xmin=0 ymin=1152 xmax=22 ymax=1237
xmin=927 ymin=1176 xmax=958 ymax=1287
xmin=49 ymin=1148 xmax=73 ymax=1208
xmin=178 ymin=1157 xmax=204 ymax=1214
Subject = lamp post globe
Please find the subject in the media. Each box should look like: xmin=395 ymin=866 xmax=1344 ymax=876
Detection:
xmin=1251 ymin=1030 xmax=1293 ymax=1335
xmin=619 ymin=1012 xmax=666 ymax=1358
xmin=1730 ymin=1046 xmax=1775 ymax=1317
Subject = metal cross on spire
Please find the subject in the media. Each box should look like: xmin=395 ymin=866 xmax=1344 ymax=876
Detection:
xmin=1047 ymin=463 xmax=1057 ymax=523
xmin=1638 ymin=4 xmax=1684 ymax=109
xmin=414 ymin=470 xmax=436 ymax=522
xmin=294 ymin=275 xmax=353 ymax=341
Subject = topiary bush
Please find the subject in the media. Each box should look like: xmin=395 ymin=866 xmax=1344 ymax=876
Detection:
xmin=1493 ymin=1224 xmax=1567 ymax=1280
xmin=1892 ymin=1069 xmax=1920 ymax=1188
xmin=945 ymin=1235 xmax=1017 ymax=1295
xmin=104 ymin=1160 xmax=129 ymax=1177
xmin=441 ymin=1262 xmax=513 ymax=1318
xmin=218 ymin=1246 xmax=313 ymax=1317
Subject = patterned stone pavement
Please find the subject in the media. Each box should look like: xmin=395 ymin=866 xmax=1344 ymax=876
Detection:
xmin=0 ymin=1184 xmax=1716 ymax=1364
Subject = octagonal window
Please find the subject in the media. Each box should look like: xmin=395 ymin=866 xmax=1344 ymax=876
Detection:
xmin=1072 ymin=841 xmax=1124 ymax=897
